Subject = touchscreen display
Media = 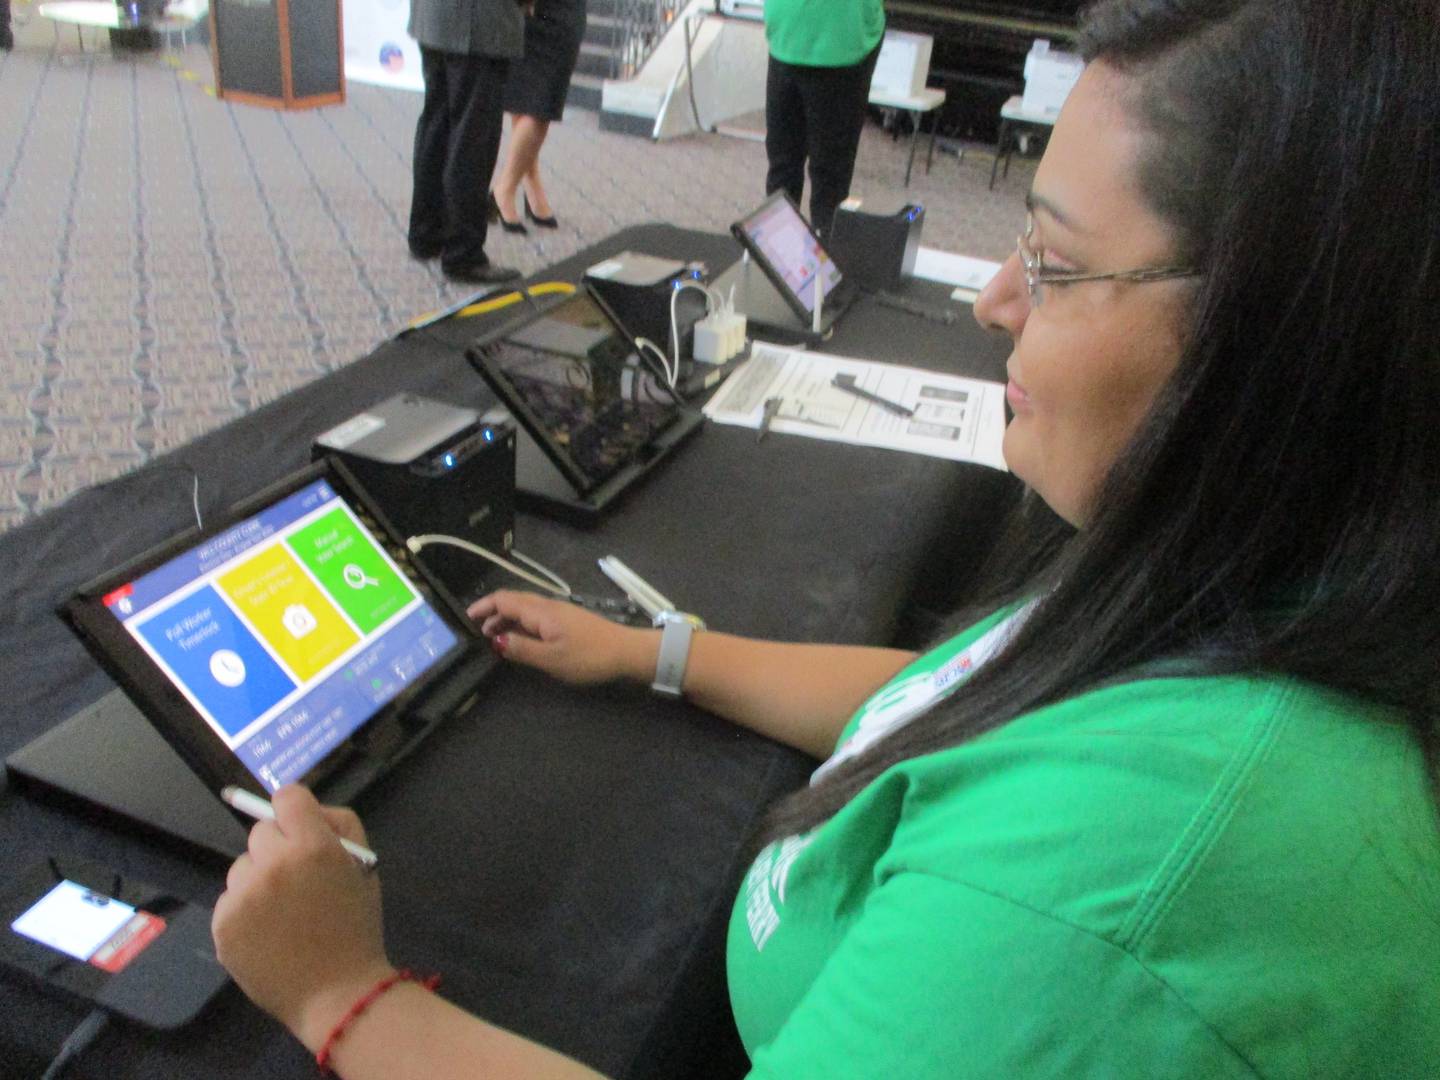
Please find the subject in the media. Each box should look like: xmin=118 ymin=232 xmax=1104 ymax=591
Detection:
xmin=479 ymin=291 xmax=677 ymax=490
xmin=99 ymin=478 xmax=460 ymax=791
xmin=739 ymin=196 xmax=844 ymax=314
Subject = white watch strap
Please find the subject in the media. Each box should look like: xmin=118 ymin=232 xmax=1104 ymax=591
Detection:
xmin=651 ymin=617 xmax=696 ymax=698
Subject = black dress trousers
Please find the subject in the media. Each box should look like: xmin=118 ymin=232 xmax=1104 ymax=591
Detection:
xmin=409 ymin=46 xmax=511 ymax=271
xmin=0 ymin=0 xmax=13 ymax=49
xmin=764 ymin=43 xmax=882 ymax=238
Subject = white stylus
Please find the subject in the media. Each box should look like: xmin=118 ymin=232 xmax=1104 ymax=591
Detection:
xmin=220 ymin=786 xmax=378 ymax=870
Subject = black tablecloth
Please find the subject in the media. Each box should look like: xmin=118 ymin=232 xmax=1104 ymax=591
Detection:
xmin=0 ymin=225 xmax=1014 ymax=1079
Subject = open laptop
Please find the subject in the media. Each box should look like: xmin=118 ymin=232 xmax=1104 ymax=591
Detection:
xmin=51 ymin=460 xmax=490 ymax=816
xmin=465 ymin=284 xmax=704 ymax=522
xmin=711 ymin=191 xmax=859 ymax=340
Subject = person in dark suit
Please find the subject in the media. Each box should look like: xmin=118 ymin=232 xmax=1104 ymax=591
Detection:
xmin=406 ymin=0 xmax=527 ymax=284
xmin=1 ymin=0 xmax=14 ymax=51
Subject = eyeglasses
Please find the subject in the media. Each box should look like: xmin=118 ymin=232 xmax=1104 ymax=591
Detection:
xmin=1017 ymin=212 xmax=1198 ymax=306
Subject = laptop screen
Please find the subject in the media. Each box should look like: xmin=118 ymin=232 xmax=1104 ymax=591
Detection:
xmin=96 ymin=476 xmax=460 ymax=792
xmin=471 ymin=289 xmax=679 ymax=494
xmin=735 ymin=194 xmax=844 ymax=314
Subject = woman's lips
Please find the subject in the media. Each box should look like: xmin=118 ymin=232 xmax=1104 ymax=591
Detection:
xmin=1006 ymin=378 xmax=1031 ymax=412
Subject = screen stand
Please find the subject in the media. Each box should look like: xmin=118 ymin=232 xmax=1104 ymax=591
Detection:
xmin=5 ymin=689 xmax=249 ymax=861
xmin=812 ymin=269 xmax=823 ymax=336
xmin=709 ymin=256 xmax=836 ymax=343
xmin=506 ymin=410 xmax=706 ymax=527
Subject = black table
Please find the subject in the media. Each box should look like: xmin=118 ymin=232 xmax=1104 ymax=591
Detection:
xmin=0 ymin=225 xmax=1014 ymax=1079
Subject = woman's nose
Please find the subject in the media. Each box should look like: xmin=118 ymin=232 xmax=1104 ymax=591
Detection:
xmin=972 ymin=250 xmax=1030 ymax=340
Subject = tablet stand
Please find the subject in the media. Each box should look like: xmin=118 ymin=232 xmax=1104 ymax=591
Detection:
xmin=507 ymin=409 xmax=706 ymax=527
xmin=710 ymin=254 xmax=838 ymax=343
xmin=5 ymin=690 xmax=249 ymax=861
xmin=6 ymin=654 xmax=498 ymax=861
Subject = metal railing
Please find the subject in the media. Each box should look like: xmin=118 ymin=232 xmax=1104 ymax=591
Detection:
xmin=608 ymin=0 xmax=689 ymax=80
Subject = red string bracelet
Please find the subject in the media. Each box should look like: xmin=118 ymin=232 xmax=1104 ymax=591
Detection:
xmin=315 ymin=968 xmax=441 ymax=1074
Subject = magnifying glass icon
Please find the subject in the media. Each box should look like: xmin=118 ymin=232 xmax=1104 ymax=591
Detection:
xmin=343 ymin=563 xmax=379 ymax=589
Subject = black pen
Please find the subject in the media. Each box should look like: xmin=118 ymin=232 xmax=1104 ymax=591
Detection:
xmin=830 ymin=374 xmax=915 ymax=418
xmin=757 ymin=396 xmax=782 ymax=442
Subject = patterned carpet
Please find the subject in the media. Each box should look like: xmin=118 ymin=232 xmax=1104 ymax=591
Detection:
xmin=0 ymin=11 xmax=1036 ymax=533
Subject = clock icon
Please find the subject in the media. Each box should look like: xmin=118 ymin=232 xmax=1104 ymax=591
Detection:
xmin=209 ymin=649 xmax=247 ymax=688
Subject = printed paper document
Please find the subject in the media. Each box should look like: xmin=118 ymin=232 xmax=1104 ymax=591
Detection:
xmin=704 ymin=343 xmax=1008 ymax=470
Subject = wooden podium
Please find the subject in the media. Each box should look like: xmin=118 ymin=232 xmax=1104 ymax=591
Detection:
xmin=208 ymin=0 xmax=345 ymax=110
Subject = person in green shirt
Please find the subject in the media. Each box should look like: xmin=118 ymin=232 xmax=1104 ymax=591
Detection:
xmin=762 ymin=0 xmax=886 ymax=236
xmin=209 ymin=1 xmax=1440 ymax=1076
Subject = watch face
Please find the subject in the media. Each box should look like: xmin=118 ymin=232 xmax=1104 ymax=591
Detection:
xmin=658 ymin=611 xmax=706 ymax=631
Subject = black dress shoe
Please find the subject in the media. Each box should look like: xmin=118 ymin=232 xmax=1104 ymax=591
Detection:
xmin=523 ymin=196 xmax=559 ymax=230
xmin=487 ymin=191 xmax=528 ymax=235
xmin=442 ymin=260 xmax=522 ymax=285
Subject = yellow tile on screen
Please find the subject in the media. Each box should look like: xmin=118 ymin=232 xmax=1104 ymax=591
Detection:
xmin=217 ymin=545 xmax=359 ymax=681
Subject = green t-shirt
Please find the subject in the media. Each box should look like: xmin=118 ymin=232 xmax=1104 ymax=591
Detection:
xmin=727 ymin=613 xmax=1440 ymax=1076
xmin=764 ymin=0 xmax=885 ymax=68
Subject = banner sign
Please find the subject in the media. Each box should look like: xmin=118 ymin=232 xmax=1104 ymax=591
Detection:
xmin=343 ymin=0 xmax=422 ymax=92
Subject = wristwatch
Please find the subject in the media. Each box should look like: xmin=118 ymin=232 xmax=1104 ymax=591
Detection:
xmin=651 ymin=610 xmax=705 ymax=699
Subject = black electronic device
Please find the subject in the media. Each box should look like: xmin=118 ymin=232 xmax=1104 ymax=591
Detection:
xmin=465 ymin=284 xmax=704 ymax=525
xmin=583 ymin=251 xmax=719 ymax=398
xmin=313 ymin=393 xmax=517 ymax=610
xmin=1 ymin=856 xmax=229 ymax=1029
xmin=829 ymin=194 xmax=925 ymax=292
xmin=55 ymin=459 xmax=489 ymax=810
xmin=710 ymin=191 xmax=858 ymax=341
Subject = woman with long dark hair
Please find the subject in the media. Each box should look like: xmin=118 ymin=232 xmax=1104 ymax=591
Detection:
xmin=212 ymin=1 xmax=1440 ymax=1074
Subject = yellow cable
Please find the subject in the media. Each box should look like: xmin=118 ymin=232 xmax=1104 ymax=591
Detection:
xmin=455 ymin=280 xmax=576 ymax=318
xmin=404 ymin=281 xmax=576 ymax=330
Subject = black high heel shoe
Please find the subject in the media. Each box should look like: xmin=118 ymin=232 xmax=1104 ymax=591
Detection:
xmin=488 ymin=191 xmax=528 ymax=235
xmin=524 ymin=195 xmax=559 ymax=230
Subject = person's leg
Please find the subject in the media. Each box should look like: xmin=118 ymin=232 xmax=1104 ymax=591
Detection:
xmin=440 ymin=51 xmax=510 ymax=272
xmin=799 ymin=43 xmax=881 ymax=237
xmin=407 ymin=47 xmax=451 ymax=257
xmin=491 ymin=113 xmax=548 ymax=224
xmin=519 ymin=118 xmax=554 ymax=220
xmin=764 ymin=54 xmax=808 ymax=210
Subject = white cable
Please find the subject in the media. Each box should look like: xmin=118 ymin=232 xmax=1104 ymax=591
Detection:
xmin=669 ymin=281 xmax=719 ymax=386
xmin=507 ymin=547 xmax=573 ymax=597
xmin=191 ymin=471 xmax=202 ymax=529
xmin=633 ymin=335 xmax=676 ymax=389
xmin=406 ymin=534 xmax=571 ymax=597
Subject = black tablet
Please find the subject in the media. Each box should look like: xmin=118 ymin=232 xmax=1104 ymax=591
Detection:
xmin=59 ymin=461 xmax=478 ymax=798
xmin=466 ymin=285 xmax=689 ymax=497
xmin=730 ymin=191 xmax=856 ymax=325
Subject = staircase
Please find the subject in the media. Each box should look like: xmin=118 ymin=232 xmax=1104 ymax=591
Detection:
xmin=567 ymin=0 xmax=686 ymax=112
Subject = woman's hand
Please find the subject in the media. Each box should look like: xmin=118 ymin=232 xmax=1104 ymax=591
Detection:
xmin=467 ymin=589 xmax=652 ymax=686
xmin=211 ymin=786 xmax=395 ymax=1053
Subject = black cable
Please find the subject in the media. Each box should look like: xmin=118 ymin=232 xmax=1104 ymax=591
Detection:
xmin=683 ymin=9 xmax=711 ymax=134
xmin=40 ymin=1009 xmax=108 ymax=1080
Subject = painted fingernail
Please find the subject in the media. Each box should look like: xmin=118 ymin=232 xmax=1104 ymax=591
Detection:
xmin=492 ymin=633 xmax=508 ymax=656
